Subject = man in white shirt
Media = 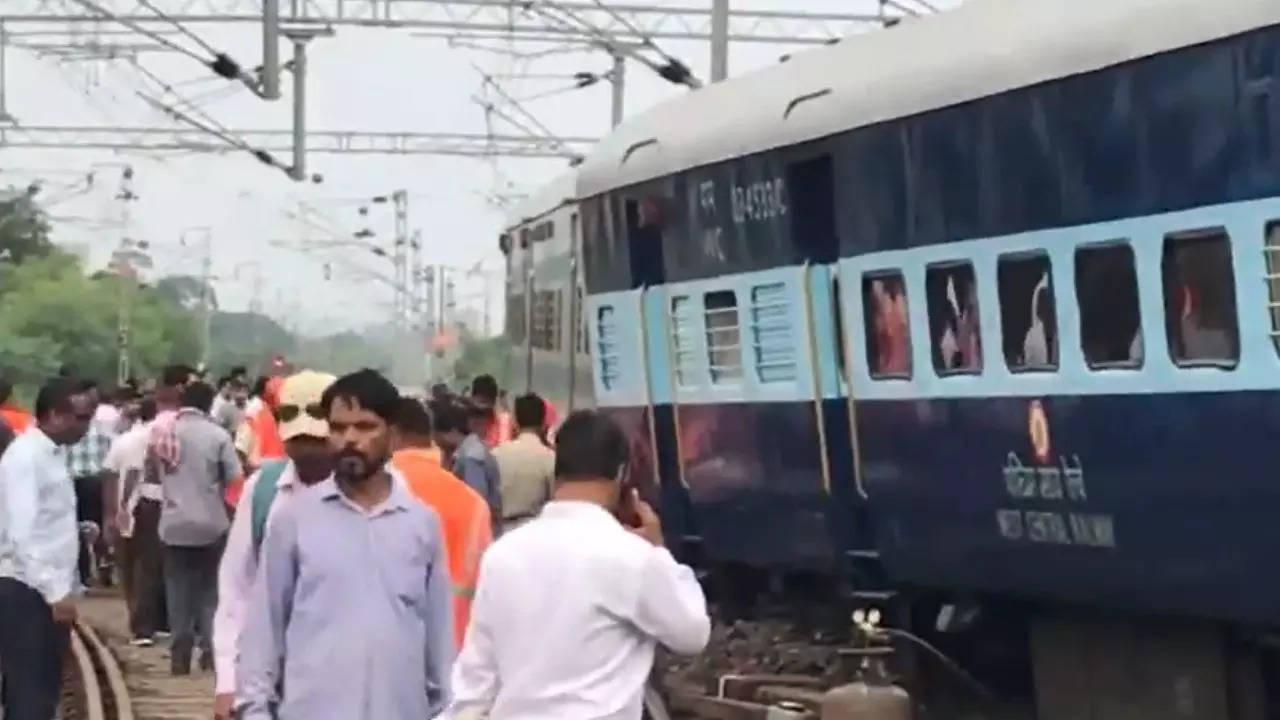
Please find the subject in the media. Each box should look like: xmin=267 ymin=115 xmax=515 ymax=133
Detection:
xmin=104 ymin=397 xmax=165 ymax=646
xmin=0 ymin=377 xmax=96 ymax=720
xmin=211 ymin=370 xmax=336 ymax=720
xmin=445 ymin=410 xmax=710 ymax=720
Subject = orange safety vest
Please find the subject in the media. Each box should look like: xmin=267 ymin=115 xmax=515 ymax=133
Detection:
xmin=0 ymin=405 xmax=33 ymax=435
xmin=248 ymin=405 xmax=286 ymax=467
xmin=392 ymin=448 xmax=493 ymax=649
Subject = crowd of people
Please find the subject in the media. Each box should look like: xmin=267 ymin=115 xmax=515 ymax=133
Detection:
xmin=0 ymin=363 xmax=711 ymax=720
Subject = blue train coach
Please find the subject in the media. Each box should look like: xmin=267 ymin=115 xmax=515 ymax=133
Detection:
xmin=555 ymin=0 xmax=1280 ymax=715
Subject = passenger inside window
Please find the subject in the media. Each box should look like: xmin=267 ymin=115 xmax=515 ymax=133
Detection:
xmin=926 ymin=263 xmax=982 ymax=373
xmin=1162 ymin=229 xmax=1239 ymax=365
xmin=997 ymin=254 xmax=1058 ymax=370
xmin=861 ymin=273 xmax=912 ymax=377
xmin=1075 ymin=243 xmax=1143 ymax=368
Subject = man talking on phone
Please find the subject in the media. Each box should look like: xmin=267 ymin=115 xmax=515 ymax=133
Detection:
xmin=443 ymin=410 xmax=710 ymax=720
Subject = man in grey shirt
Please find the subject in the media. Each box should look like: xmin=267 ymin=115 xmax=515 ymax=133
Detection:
xmin=238 ymin=369 xmax=453 ymax=720
xmin=158 ymin=381 xmax=240 ymax=675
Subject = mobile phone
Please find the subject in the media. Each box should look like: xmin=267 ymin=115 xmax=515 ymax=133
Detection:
xmin=614 ymin=462 xmax=642 ymax=528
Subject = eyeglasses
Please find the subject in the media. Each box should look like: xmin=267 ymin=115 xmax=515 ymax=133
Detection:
xmin=275 ymin=403 xmax=325 ymax=423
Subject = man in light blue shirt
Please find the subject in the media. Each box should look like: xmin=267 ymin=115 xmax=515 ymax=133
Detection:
xmin=0 ymin=377 xmax=96 ymax=720
xmin=237 ymin=369 xmax=454 ymax=720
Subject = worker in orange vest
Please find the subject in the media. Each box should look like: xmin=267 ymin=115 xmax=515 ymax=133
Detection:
xmin=391 ymin=397 xmax=492 ymax=649
xmin=0 ymin=378 xmax=33 ymax=435
xmin=230 ymin=376 xmax=285 ymax=507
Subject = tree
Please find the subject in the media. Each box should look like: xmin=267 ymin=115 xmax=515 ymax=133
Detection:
xmin=0 ymin=187 xmax=53 ymax=264
xmin=0 ymin=251 xmax=199 ymax=388
xmin=204 ymin=311 xmax=295 ymax=376
xmin=153 ymin=275 xmax=218 ymax=313
xmin=453 ymin=334 xmax=510 ymax=387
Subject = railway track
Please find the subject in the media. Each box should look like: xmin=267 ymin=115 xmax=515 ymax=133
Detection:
xmin=60 ymin=620 xmax=133 ymax=720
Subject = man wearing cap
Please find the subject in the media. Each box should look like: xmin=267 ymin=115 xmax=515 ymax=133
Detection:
xmin=211 ymin=370 xmax=336 ymax=720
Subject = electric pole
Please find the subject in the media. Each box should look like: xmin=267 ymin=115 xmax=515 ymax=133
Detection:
xmin=610 ymin=52 xmax=625 ymax=128
xmin=181 ymin=227 xmax=215 ymax=366
xmin=391 ymin=189 xmax=408 ymax=329
xmin=111 ymin=166 xmax=138 ymax=386
xmin=710 ymin=0 xmax=730 ymax=82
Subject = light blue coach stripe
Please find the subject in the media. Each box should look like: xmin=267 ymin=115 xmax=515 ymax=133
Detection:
xmin=587 ymin=289 xmax=648 ymax=409
xmin=840 ymin=195 xmax=1280 ymax=401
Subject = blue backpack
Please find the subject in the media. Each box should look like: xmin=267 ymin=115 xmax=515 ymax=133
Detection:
xmin=250 ymin=459 xmax=289 ymax=557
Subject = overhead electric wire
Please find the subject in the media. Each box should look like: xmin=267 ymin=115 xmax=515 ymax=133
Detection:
xmin=473 ymin=64 xmax=579 ymax=156
xmin=61 ymin=0 xmax=263 ymax=95
xmin=135 ymin=0 xmax=222 ymax=58
xmin=525 ymin=1 xmax=699 ymax=88
xmin=128 ymin=59 xmax=241 ymax=141
xmin=62 ymin=0 xmax=209 ymax=66
xmin=134 ymin=91 xmax=293 ymax=177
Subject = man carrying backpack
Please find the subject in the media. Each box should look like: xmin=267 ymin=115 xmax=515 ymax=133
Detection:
xmin=210 ymin=370 xmax=336 ymax=720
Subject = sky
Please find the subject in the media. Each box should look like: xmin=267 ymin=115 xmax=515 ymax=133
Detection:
xmin=1 ymin=0 xmax=960 ymax=337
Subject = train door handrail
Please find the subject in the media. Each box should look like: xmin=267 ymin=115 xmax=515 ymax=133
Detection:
xmin=567 ymin=256 xmax=579 ymax=412
xmin=801 ymin=262 xmax=833 ymax=495
xmin=655 ymin=285 xmax=690 ymax=491
xmin=637 ymin=285 xmax=665 ymax=490
xmin=834 ymin=266 xmax=869 ymax=500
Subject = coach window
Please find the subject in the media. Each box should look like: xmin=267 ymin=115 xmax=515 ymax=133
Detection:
xmin=597 ymin=305 xmax=620 ymax=390
xmin=997 ymin=252 xmax=1057 ymax=371
xmin=704 ymin=290 xmax=743 ymax=384
xmin=1162 ymin=228 xmax=1239 ymax=367
xmin=925 ymin=263 xmax=981 ymax=375
xmin=1075 ymin=242 xmax=1142 ymax=369
xmin=670 ymin=295 xmax=699 ymax=387
xmin=861 ymin=271 xmax=912 ymax=379
xmin=1265 ymin=222 xmax=1280 ymax=355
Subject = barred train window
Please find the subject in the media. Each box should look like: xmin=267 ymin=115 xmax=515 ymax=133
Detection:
xmin=704 ymin=290 xmax=743 ymax=384
xmin=1162 ymin=228 xmax=1239 ymax=367
xmin=1075 ymin=242 xmax=1142 ymax=369
xmin=749 ymin=283 xmax=797 ymax=383
xmin=574 ymin=286 xmax=587 ymax=355
xmin=670 ymin=296 xmax=698 ymax=387
xmin=1265 ymin=221 xmax=1280 ymax=355
xmin=997 ymin=252 xmax=1058 ymax=372
xmin=530 ymin=290 xmax=560 ymax=351
xmin=506 ymin=294 xmax=526 ymax=344
xmin=596 ymin=306 xmax=620 ymax=390
xmin=925 ymin=263 xmax=981 ymax=375
xmin=861 ymin=271 xmax=912 ymax=379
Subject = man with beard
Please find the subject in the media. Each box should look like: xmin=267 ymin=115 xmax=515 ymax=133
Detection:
xmin=237 ymin=369 xmax=453 ymax=720
xmin=211 ymin=370 xmax=336 ymax=720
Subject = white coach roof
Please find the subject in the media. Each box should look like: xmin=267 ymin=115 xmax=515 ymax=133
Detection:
xmin=503 ymin=170 xmax=577 ymax=233
xmin=577 ymin=0 xmax=1280 ymax=199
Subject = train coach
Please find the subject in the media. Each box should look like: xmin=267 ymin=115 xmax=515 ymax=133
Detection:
xmin=496 ymin=0 xmax=1280 ymax=716
xmin=499 ymin=171 xmax=594 ymax=418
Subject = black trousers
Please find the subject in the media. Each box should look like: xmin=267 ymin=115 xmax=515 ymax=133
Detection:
xmin=120 ymin=498 xmax=167 ymax=639
xmin=0 ymin=578 xmax=68 ymax=720
xmin=163 ymin=539 xmax=223 ymax=670
xmin=74 ymin=473 xmax=107 ymax=586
